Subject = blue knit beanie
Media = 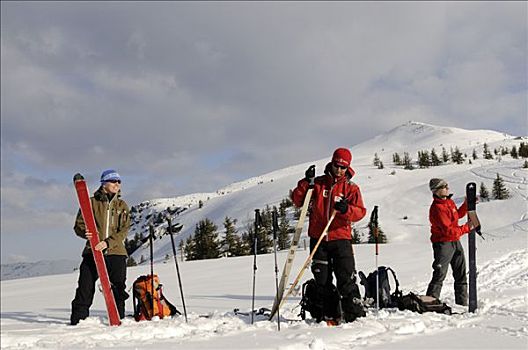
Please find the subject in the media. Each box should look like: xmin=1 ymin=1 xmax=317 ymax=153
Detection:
xmin=100 ymin=169 xmax=121 ymax=183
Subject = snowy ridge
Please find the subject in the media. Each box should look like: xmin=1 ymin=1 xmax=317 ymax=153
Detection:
xmin=352 ymin=121 xmax=513 ymax=161
xmin=0 ymin=259 xmax=79 ymax=281
xmin=127 ymin=121 xmax=521 ymax=265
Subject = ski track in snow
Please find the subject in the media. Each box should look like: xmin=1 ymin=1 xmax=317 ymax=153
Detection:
xmin=2 ymin=249 xmax=526 ymax=350
xmin=470 ymin=161 xmax=528 ymax=200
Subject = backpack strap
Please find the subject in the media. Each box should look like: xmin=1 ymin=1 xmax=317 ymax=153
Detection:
xmin=385 ymin=267 xmax=401 ymax=297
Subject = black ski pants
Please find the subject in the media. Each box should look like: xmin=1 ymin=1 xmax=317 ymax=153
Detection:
xmin=71 ymin=255 xmax=127 ymax=325
xmin=310 ymin=238 xmax=363 ymax=321
xmin=426 ymin=240 xmax=467 ymax=305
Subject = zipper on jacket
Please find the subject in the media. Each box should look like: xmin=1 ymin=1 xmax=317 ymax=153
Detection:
xmin=105 ymin=194 xmax=117 ymax=241
xmin=326 ymin=181 xmax=336 ymax=242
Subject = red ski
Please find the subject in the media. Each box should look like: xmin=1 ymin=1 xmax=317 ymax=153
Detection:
xmin=73 ymin=173 xmax=121 ymax=326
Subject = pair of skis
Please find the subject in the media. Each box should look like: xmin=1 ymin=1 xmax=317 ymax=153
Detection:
xmin=268 ymin=171 xmax=338 ymax=321
xmin=268 ymin=176 xmax=314 ymax=320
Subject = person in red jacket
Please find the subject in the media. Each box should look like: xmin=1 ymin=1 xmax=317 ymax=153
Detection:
xmin=426 ymin=178 xmax=475 ymax=306
xmin=292 ymin=147 xmax=367 ymax=323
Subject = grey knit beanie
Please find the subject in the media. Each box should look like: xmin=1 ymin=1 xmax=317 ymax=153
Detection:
xmin=429 ymin=178 xmax=448 ymax=192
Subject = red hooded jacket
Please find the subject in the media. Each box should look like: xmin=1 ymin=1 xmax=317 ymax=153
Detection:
xmin=291 ymin=163 xmax=366 ymax=241
xmin=429 ymin=195 xmax=471 ymax=243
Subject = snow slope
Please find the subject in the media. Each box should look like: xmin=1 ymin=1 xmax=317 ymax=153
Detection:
xmin=1 ymin=121 xmax=526 ymax=349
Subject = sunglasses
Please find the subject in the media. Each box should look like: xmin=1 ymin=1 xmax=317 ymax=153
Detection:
xmin=106 ymin=179 xmax=121 ymax=184
xmin=438 ymin=184 xmax=448 ymax=189
xmin=333 ymin=162 xmax=348 ymax=170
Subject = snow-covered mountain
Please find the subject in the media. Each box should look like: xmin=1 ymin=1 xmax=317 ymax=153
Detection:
xmin=127 ymin=121 xmax=520 ymax=263
xmin=0 ymin=259 xmax=79 ymax=281
xmin=1 ymin=121 xmax=526 ymax=350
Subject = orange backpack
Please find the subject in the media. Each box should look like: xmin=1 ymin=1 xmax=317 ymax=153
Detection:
xmin=133 ymin=274 xmax=180 ymax=321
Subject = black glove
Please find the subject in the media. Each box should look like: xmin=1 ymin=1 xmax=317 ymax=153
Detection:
xmin=305 ymin=165 xmax=316 ymax=182
xmin=334 ymin=197 xmax=348 ymax=214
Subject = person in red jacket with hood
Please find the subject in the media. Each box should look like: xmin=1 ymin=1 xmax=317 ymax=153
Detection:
xmin=292 ymin=147 xmax=367 ymax=323
xmin=426 ymin=178 xmax=475 ymax=306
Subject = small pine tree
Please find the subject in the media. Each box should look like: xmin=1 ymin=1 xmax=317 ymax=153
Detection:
xmin=472 ymin=149 xmax=478 ymax=160
xmin=378 ymin=161 xmax=384 ymax=169
xmin=222 ymin=216 xmax=244 ymax=257
xmin=523 ymin=160 xmax=528 ymax=169
xmin=510 ymin=146 xmax=518 ymax=159
xmin=373 ymin=153 xmax=381 ymax=167
xmin=278 ymin=208 xmax=291 ymax=250
xmin=431 ymin=148 xmax=442 ymax=166
xmin=519 ymin=142 xmax=528 ymax=158
xmin=191 ymin=218 xmax=221 ymax=260
xmin=368 ymin=225 xmax=387 ymax=244
xmin=352 ymin=227 xmax=362 ymax=244
xmin=198 ymin=200 xmax=204 ymax=209
xmin=479 ymin=182 xmax=490 ymax=202
xmin=441 ymin=147 xmax=450 ymax=163
xmin=392 ymin=153 xmax=402 ymax=165
xmin=179 ymin=240 xmax=185 ymax=261
xmin=403 ymin=152 xmax=414 ymax=170
xmin=451 ymin=147 xmax=464 ymax=164
xmin=418 ymin=150 xmax=431 ymax=168
xmin=483 ymin=143 xmax=493 ymax=159
xmin=492 ymin=173 xmax=510 ymax=200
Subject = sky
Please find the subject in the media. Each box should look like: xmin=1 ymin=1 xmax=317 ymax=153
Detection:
xmin=1 ymin=1 xmax=526 ymax=264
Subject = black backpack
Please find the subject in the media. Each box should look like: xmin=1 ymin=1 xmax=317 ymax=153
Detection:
xmin=397 ymin=292 xmax=452 ymax=315
xmin=358 ymin=266 xmax=402 ymax=308
xmin=299 ymin=279 xmax=341 ymax=322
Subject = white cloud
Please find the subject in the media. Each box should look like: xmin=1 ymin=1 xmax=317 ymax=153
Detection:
xmin=1 ymin=1 xmax=526 ymax=262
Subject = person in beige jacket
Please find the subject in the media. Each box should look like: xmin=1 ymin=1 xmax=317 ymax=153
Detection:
xmin=70 ymin=169 xmax=130 ymax=325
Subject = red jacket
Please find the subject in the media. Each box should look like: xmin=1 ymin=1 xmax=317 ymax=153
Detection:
xmin=429 ymin=195 xmax=470 ymax=243
xmin=291 ymin=163 xmax=366 ymax=241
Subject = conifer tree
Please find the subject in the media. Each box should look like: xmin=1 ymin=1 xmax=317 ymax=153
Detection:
xmin=191 ymin=218 xmax=221 ymax=260
xmin=392 ymin=153 xmax=402 ymax=165
xmin=368 ymin=225 xmax=387 ymax=244
xmin=373 ymin=153 xmax=381 ymax=167
xmin=184 ymin=236 xmax=196 ymax=260
xmin=472 ymin=149 xmax=478 ymax=160
xmin=418 ymin=150 xmax=431 ymax=168
xmin=510 ymin=146 xmax=518 ymax=159
xmin=403 ymin=152 xmax=414 ymax=170
xmin=479 ymin=182 xmax=490 ymax=202
xmin=431 ymin=148 xmax=442 ymax=166
xmin=524 ymin=160 xmax=528 ymax=169
xmin=492 ymin=174 xmax=510 ymax=200
xmin=222 ymin=216 xmax=244 ymax=257
xmin=441 ymin=147 xmax=450 ymax=163
xmin=278 ymin=206 xmax=291 ymax=250
xmin=519 ymin=142 xmax=528 ymax=158
xmin=378 ymin=161 xmax=384 ymax=169
xmin=483 ymin=143 xmax=493 ymax=159
xmin=352 ymin=227 xmax=362 ymax=244
xmin=451 ymin=147 xmax=464 ymax=164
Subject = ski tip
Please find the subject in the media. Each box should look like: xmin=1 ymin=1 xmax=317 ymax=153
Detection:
xmin=73 ymin=173 xmax=85 ymax=182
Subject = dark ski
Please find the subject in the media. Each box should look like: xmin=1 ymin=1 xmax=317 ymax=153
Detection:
xmin=73 ymin=173 xmax=121 ymax=326
xmin=466 ymin=182 xmax=479 ymax=313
